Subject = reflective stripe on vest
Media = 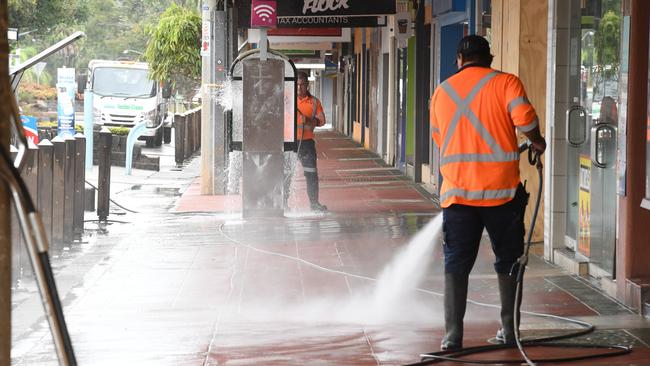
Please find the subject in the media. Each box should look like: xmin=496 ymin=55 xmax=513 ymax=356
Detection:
xmin=508 ymin=96 xmax=539 ymax=133
xmin=440 ymin=187 xmax=517 ymax=206
xmin=438 ymin=71 xmax=520 ymax=166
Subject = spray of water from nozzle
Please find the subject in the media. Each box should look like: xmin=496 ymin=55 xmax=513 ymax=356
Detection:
xmin=205 ymin=76 xmax=234 ymax=111
xmin=364 ymin=214 xmax=444 ymax=323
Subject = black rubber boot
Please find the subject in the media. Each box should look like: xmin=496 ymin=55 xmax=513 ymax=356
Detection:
xmin=305 ymin=172 xmax=327 ymax=211
xmin=495 ymin=273 xmax=521 ymax=344
xmin=441 ymin=273 xmax=469 ymax=351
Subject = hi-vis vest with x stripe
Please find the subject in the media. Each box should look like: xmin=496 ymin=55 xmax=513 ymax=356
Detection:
xmin=430 ymin=66 xmax=539 ymax=208
xmin=297 ymin=94 xmax=325 ymax=141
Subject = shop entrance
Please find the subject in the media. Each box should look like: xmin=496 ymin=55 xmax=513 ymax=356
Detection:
xmin=565 ymin=0 xmax=620 ymax=275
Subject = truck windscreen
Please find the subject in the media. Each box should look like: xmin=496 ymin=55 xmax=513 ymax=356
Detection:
xmin=93 ymin=67 xmax=156 ymax=98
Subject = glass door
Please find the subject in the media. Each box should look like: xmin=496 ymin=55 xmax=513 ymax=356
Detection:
xmin=565 ymin=0 xmax=620 ymax=275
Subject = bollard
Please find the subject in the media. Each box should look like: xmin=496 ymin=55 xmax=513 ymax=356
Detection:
xmin=51 ymin=136 xmax=65 ymax=245
xmin=23 ymin=140 xmax=39 ymax=198
xmin=194 ymin=109 xmax=201 ymax=152
xmin=194 ymin=110 xmax=201 ymax=152
xmin=21 ymin=141 xmax=39 ymax=276
xmin=73 ymin=133 xmax=86 ymax=239
xmin=97 ymin=128 xmax=112 ymax=221
xmin=9 ymin=143 xmax=38 ymax=287
xmin=191 ymin=111 xmax=196 ymax=153
xmin=37 ymin=139 xmax=54 ymax=246
xmin=174 ymin=114 xmax=185 ymax=166
xmin=63 ymin=136 xmax=76 ymax=243
xmin=187 ymin=113 xmax=194 ymax=156
xmin=189 ymin=112 xmax=195 ymax=154
xmin=196 ymin=109 xmax=201 ymax=151
xmin=184 ymin=114 xmax=191 ymax=160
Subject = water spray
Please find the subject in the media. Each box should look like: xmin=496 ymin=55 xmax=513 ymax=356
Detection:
xmin=215 ymin=141 xmax=633 ymax=365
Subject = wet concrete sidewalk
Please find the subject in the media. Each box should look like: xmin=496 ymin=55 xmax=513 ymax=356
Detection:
xmin=11 ymin=130 xmax=650 ymax=365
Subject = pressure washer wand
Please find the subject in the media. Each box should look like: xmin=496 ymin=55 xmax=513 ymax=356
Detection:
xmin=512 ymin=141 xmax=544 ymax=366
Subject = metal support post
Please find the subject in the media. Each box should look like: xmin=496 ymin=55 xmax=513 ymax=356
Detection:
xmin=414 ymin=0 xmax=428 ymax=183
xmin=174 ymin=115 xmax=185 ymax=166
xmin=200 ymin=0 xmax=227 ymax=194
xmin=97 ymin=128 xmax=111 ymax=221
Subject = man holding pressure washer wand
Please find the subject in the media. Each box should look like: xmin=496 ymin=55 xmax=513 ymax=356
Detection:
xmin=429 ymin=35 xmax=546 ymax=351
xmin=284 ymin=71 xmax=328 ymax=212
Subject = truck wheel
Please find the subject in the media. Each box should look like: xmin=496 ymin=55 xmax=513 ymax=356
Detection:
xmin=145 ymin=136 xmax=154 ymax=148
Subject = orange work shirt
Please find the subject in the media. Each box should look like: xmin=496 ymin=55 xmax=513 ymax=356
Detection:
xmin=297 ymin=94 xmax=325 ymax=141
xmin=430 ymin=65 xmax=539 ymax=208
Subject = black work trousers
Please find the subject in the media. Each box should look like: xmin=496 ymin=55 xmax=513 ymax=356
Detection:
xmin=442 ymin=184 xmax=529 ymax=275
xmin=286 ymin=139 xmax=320 ymax=205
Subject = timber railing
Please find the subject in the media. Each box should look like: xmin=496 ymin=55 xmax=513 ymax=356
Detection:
xmin=173 ymin=108 xmax=201 ymax=167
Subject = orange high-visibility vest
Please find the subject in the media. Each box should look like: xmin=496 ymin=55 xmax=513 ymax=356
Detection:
xmin=297 ymin=94 xmax=325 ymax=141
xmin=430 ymin=66 xmax=539 ymax=208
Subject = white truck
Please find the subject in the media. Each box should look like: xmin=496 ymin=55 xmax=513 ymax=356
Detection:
xmin=86 ymin=60 xmax=170 ymax=147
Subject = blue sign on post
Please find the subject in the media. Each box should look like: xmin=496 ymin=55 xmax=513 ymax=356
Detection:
xmin=20 ymin=115 xmax=39 ymax=144
xmin=57 ymin=68 xmax=76 ymax=137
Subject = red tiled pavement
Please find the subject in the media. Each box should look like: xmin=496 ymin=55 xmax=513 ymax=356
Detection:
xmin=174 ymin=131 xmax=436 ymax=215
xmin=173 ymin=131 xmax=649 ymax=365
xmin=12 ymin=130 xmax=648 ymax=365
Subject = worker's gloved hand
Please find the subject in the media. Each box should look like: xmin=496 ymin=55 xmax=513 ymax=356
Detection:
xmin=530 ymin=138 xmax=546 ymax=155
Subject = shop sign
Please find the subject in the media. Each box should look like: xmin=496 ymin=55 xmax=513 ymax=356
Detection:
xmin=20 ymin=115 xmax=39 ymax=144
xmin=237 ymin=1 xmax=393 ymax=28
xmin=578 ymin=155 xmax=591 ymax=257
xmin=251 ymin=0 xmax=277 ymax=28
xmin=277 ymin=15 xmax=386 ymax=28
xmin=57 ymin=68 xmax=76 ymax=137
xmin=280 ymin=0 xmax=396 ymax=17
xmin=201 ymin=6 xmax=211 ymax=56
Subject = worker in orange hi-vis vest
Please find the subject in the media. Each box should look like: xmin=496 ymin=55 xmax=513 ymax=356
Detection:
xmin=429 ymin=35 xmax=546 ymax=351
xmin=284 ymin=71 xmax=327 ymax=212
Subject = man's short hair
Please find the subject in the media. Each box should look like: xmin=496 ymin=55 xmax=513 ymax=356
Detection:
xmin=457 ymin=35 xmax=494 ymax=67
xmin=297 ymin=71 xmax=309 ymax=82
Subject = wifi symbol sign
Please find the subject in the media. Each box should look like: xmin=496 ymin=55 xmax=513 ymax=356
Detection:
xmin=251 ymin=0 xmax=277 ymax=28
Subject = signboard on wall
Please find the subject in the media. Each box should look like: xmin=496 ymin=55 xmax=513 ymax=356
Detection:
xmin=57 ymin=68 xmax=76 ymax=137
xmin=201 ymin=5 xmax=211 ymax=56
xmin=278 ymin=0 xmax=396 ymax=16
xmin=578 ymin=155 xmax=591 ymax=257
xmin=237 ymin=1 xmax=394 ymax=28
xmin=277 ymin=15 xmax=386 ymax=28
xmin=20 ymin=115 xmax=39 ymax=144
xmin=251 ymin=0 xmax=277 ymax=28
xmin=393 ymin=12 xmax=413 ymax=43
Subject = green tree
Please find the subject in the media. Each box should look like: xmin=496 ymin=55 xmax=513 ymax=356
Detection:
xmin=144 ymin=3 xmax=201 ymax=98
xmin=9 ymin=0 xmax=88 ymax=32
xmin=595 ymin=10 xmax=620 ymax=76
